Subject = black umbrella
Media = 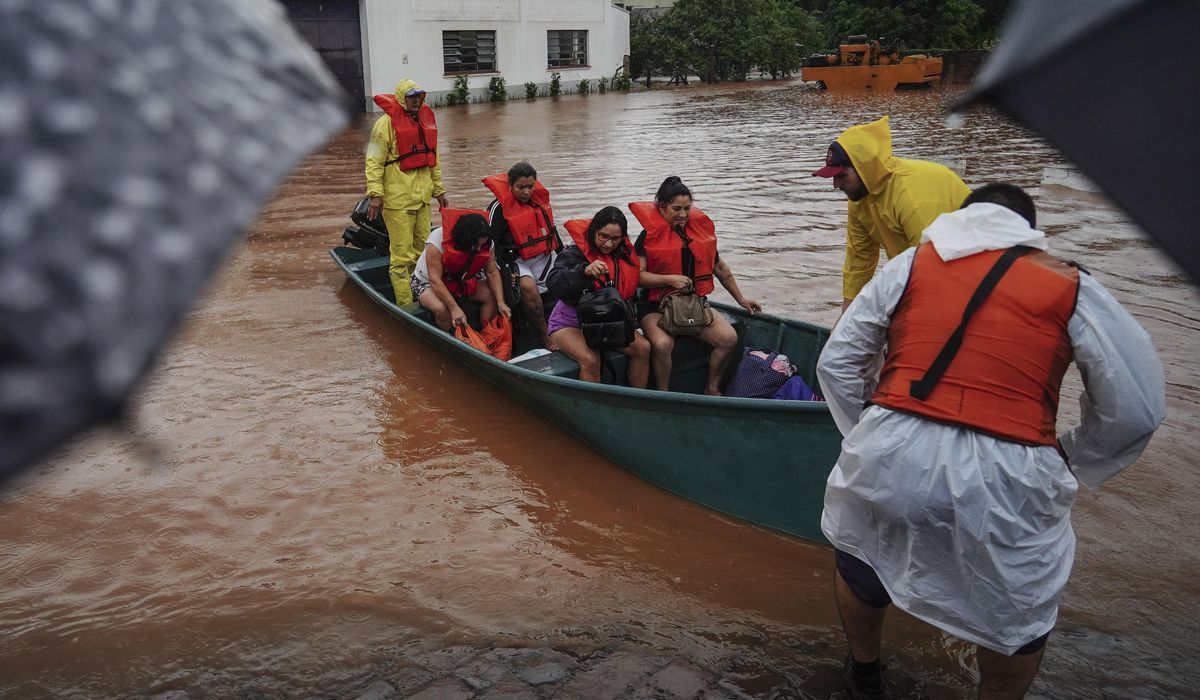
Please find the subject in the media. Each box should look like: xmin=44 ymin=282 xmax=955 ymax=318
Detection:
xmin=0 ymin=1 xmax=347 ymax=481
xmin=956 ymin=0 xmax=1199 ymax=282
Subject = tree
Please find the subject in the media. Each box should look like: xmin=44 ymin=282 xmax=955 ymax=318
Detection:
xmin=631 ymin=0 xmax=820 ymax=84
xmin=812 ymin=0 xmax=986 ymax=51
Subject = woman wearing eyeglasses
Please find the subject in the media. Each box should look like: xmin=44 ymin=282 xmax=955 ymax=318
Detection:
xmin=545 ymin=206 xmax=651 ymax=387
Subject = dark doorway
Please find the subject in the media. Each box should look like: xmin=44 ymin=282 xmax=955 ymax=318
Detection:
xmin=281 ymin=0 xmax=366 ymax=112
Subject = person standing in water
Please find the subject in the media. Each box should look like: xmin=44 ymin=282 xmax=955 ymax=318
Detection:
xmin=364 ymin=78 xmax=448 ymax=305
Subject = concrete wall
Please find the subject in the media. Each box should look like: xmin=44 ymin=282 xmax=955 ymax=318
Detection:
xmin=940 ymin=49 xmax=990 ymax=84
xmin=362 ymin=0 xmax=630 ymax=106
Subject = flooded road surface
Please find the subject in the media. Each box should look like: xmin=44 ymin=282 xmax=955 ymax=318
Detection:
xmin=2 ymin=83 xmax=1197 ymax=698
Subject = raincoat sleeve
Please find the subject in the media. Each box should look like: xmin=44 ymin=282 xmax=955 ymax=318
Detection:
xmin=364 ymin=115 xmax=393 ymax=199
xmin=842 ymin=203 xmax=881 ymax=299
xmin=818 ymin=248 xmax=916 ymax=435
xmin=1058 ymin=274 xmax=1166 ymax=488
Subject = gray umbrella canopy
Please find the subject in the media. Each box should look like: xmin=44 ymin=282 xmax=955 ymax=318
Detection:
xmin=958 ymin=0 xmax=1199 ymax=282
xmin=0 ymin=0 xmax=347 ymax=480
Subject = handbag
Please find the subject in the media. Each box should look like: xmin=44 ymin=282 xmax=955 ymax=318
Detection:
xmin=725 ymin=349 xmax=792 ymax=398
xmin=656 ymin=289 xmax=713 ymax=336
xmin=578 ymin=282 xmax=636 ymax=349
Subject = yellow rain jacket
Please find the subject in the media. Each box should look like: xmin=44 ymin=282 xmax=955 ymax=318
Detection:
xmin=365 ymin=79 xmax=446 ymax=210
xmin=840 ymin=116 xmax=970 ymax=300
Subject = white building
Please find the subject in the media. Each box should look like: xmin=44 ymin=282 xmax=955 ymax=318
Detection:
xmin=359 ymin=0 xmax=631 ymax=106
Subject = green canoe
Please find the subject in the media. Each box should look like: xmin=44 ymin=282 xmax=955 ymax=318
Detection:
xmin=331 ymin=246 xmax=842 ymax=544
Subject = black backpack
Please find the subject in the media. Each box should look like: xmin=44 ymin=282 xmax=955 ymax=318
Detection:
xmin=577 ymin=269 xmax=635 ymax=350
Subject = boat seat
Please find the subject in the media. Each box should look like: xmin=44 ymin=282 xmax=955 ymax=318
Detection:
xmin=511 ymin=310 xmax=746 ymax=392
xmin=339 ymin=252 xmax=394 ymax=299
xmin=512 ymin=347 xmax=632 ymax=385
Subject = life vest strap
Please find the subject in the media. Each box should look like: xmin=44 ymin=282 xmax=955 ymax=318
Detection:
xmin=531 ymin=202 xmax=564 ymax=251
xmin=909 ymin=246 xmax=1034 ymax=401
xmin=514 ymin=233 xmax=554 ymax=249
xmin=385 ymin=146 xmax=436 ymax=168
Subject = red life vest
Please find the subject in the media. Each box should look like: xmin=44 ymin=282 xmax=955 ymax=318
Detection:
xmin=871 ymin=243 xmax=1079 ymax=446
xmin=481 ymin=174 xmax=559 ymax=260
xmin=563 ymin=219 xmax=641 ymax=301
xmin=628 ymin=201 xmax=717 ymax=303
xmin=438 ymin=208 xmax=492 ymax=297
xmin=373 ymin=94 xmax=438 ymax=171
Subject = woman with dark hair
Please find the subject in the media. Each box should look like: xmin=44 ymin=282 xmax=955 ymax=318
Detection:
xmin=545 ymin=206 xmax=651 ymax=387
xmin=412 ymin=209 xmax=510 ymax=331
xmin=482 ymin=160 xmax=562 ymax=350
xmin=629 ymin=176 xmax=761 ymax=395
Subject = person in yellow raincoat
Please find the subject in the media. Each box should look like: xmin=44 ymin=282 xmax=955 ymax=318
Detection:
xmin=365 ymin=79 xmax=449 ymax=305
xmin=813 ymin=116 xmax=970 ymax=312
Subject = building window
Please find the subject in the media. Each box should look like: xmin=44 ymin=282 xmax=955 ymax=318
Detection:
xmin=443 ymin=30 xmax=496 ymax=73
xmin=547 ymin=30 xmax=588 ymax=68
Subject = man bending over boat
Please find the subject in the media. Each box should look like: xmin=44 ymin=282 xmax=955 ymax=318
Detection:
xmin=364 ymin=78 xmax=448 ymax=306
xmin=412 ymin=210 xmax=509 ymax=331
xmin=483 ymin=161 xmax=563 ymax=350
xmin=817 ymin=184 xmax=1165 ymax=699
xmin=813 ymin=116 xmax=970 ymax=314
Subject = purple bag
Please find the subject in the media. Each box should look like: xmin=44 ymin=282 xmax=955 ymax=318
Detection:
xmin=771 ymin=375 xmax=824 ymax=402
xmin=724 ymin=349 xmax=791 ymax=398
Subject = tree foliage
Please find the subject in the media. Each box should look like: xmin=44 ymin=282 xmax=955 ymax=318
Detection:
xmin=630 ymin=0 xmax=1008 ymax=84
xmin=631 ymin=0 xmax=822 ymax=84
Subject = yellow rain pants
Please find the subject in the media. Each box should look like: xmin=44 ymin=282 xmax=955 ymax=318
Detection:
xmin=383 ymin=205 xmax=431 ymax=305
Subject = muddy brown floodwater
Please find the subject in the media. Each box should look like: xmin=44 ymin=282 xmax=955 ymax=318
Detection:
xmin=1 ymin=83 xmax=1198 ymax=699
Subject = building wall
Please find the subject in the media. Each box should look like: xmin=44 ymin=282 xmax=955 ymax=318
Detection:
xmin=615 ymin=0 xmax=674 ymax=8
xmin=362 ymin=0 xmax=630 ymax=106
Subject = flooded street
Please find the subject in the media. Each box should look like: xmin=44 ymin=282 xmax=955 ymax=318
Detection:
xmin=2 ymin=83 xmax=1197 ymax=698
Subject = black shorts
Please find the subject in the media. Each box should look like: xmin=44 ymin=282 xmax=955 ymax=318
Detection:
xmin=834 ymin=549 xmax=1049 ymax=655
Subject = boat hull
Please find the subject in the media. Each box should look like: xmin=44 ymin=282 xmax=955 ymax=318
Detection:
xmin=331 ymin=246 xmax=841 ymax=543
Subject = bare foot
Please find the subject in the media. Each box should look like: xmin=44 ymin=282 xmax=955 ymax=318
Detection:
xmin=704 ymin=387 xmax=722 ymax=396
xmin=541 ymin=335 xmax=559 ymax=352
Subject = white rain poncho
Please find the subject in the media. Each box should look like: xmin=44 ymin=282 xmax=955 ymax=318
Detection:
xmin=817 ymin=203 xmax=1166 ymax=654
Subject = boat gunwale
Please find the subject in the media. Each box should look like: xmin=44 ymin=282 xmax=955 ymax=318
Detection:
xmin=330 ymin=246 xmax=834 ymax=416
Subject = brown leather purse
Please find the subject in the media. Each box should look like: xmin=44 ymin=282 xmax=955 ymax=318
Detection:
xmin=656 ymin=290 xmax=713 ymax=336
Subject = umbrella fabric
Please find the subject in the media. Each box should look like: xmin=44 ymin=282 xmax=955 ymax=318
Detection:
xmin=957 ymin=0 xmax=1200 ymax=283
xmin=0 ymin=0 xmax=347 ymax=481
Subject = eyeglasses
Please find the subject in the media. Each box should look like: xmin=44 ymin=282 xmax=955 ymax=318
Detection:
xmin=595 ymin=233 xmax=623 ymax=244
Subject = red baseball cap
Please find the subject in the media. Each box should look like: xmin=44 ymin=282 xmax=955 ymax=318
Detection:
xmin=812 ymin=141 xmax=852 ymax=177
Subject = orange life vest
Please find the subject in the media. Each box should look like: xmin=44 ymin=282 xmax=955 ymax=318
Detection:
xmin=438 ymin=208 xmax=492 ymax=297
xmin=481 ymin=174 xmax=559 ymax=260
xmin=563 ymin=219 xmax=641 ymax=301
xmin=628 ymin=201 xmax=717 ymax=303
xmin=871 ymin=243 xmax=1079 ymax=446
xmin=373 ymin=94 xmax=438 ymax=171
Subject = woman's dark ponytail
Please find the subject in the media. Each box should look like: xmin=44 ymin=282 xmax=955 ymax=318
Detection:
xmin=654 ymin=176 xmax=691 ymax=206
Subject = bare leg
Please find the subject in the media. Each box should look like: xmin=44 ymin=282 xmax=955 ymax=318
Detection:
xmin=551 ymin=327 xmax=601 ymax=382
xmin=641 ymin=313 xmax=675 ymax=391
xmin=471 ymin=282 xmax=497 ymax=324
xmin=418 ymin=289 xmax=452 ymax=331
xmin=617 ymin=333 xmax=652 ymax=389
xmin=696 ymin=313 xmax=739 ymax=396
xmin=978 ymin=645 xmax=1044 ymax=700
xmin=834 ymin=569 xmax=886 ymax=664
xmin=519 ymin=276 xmax=555 ymax=350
